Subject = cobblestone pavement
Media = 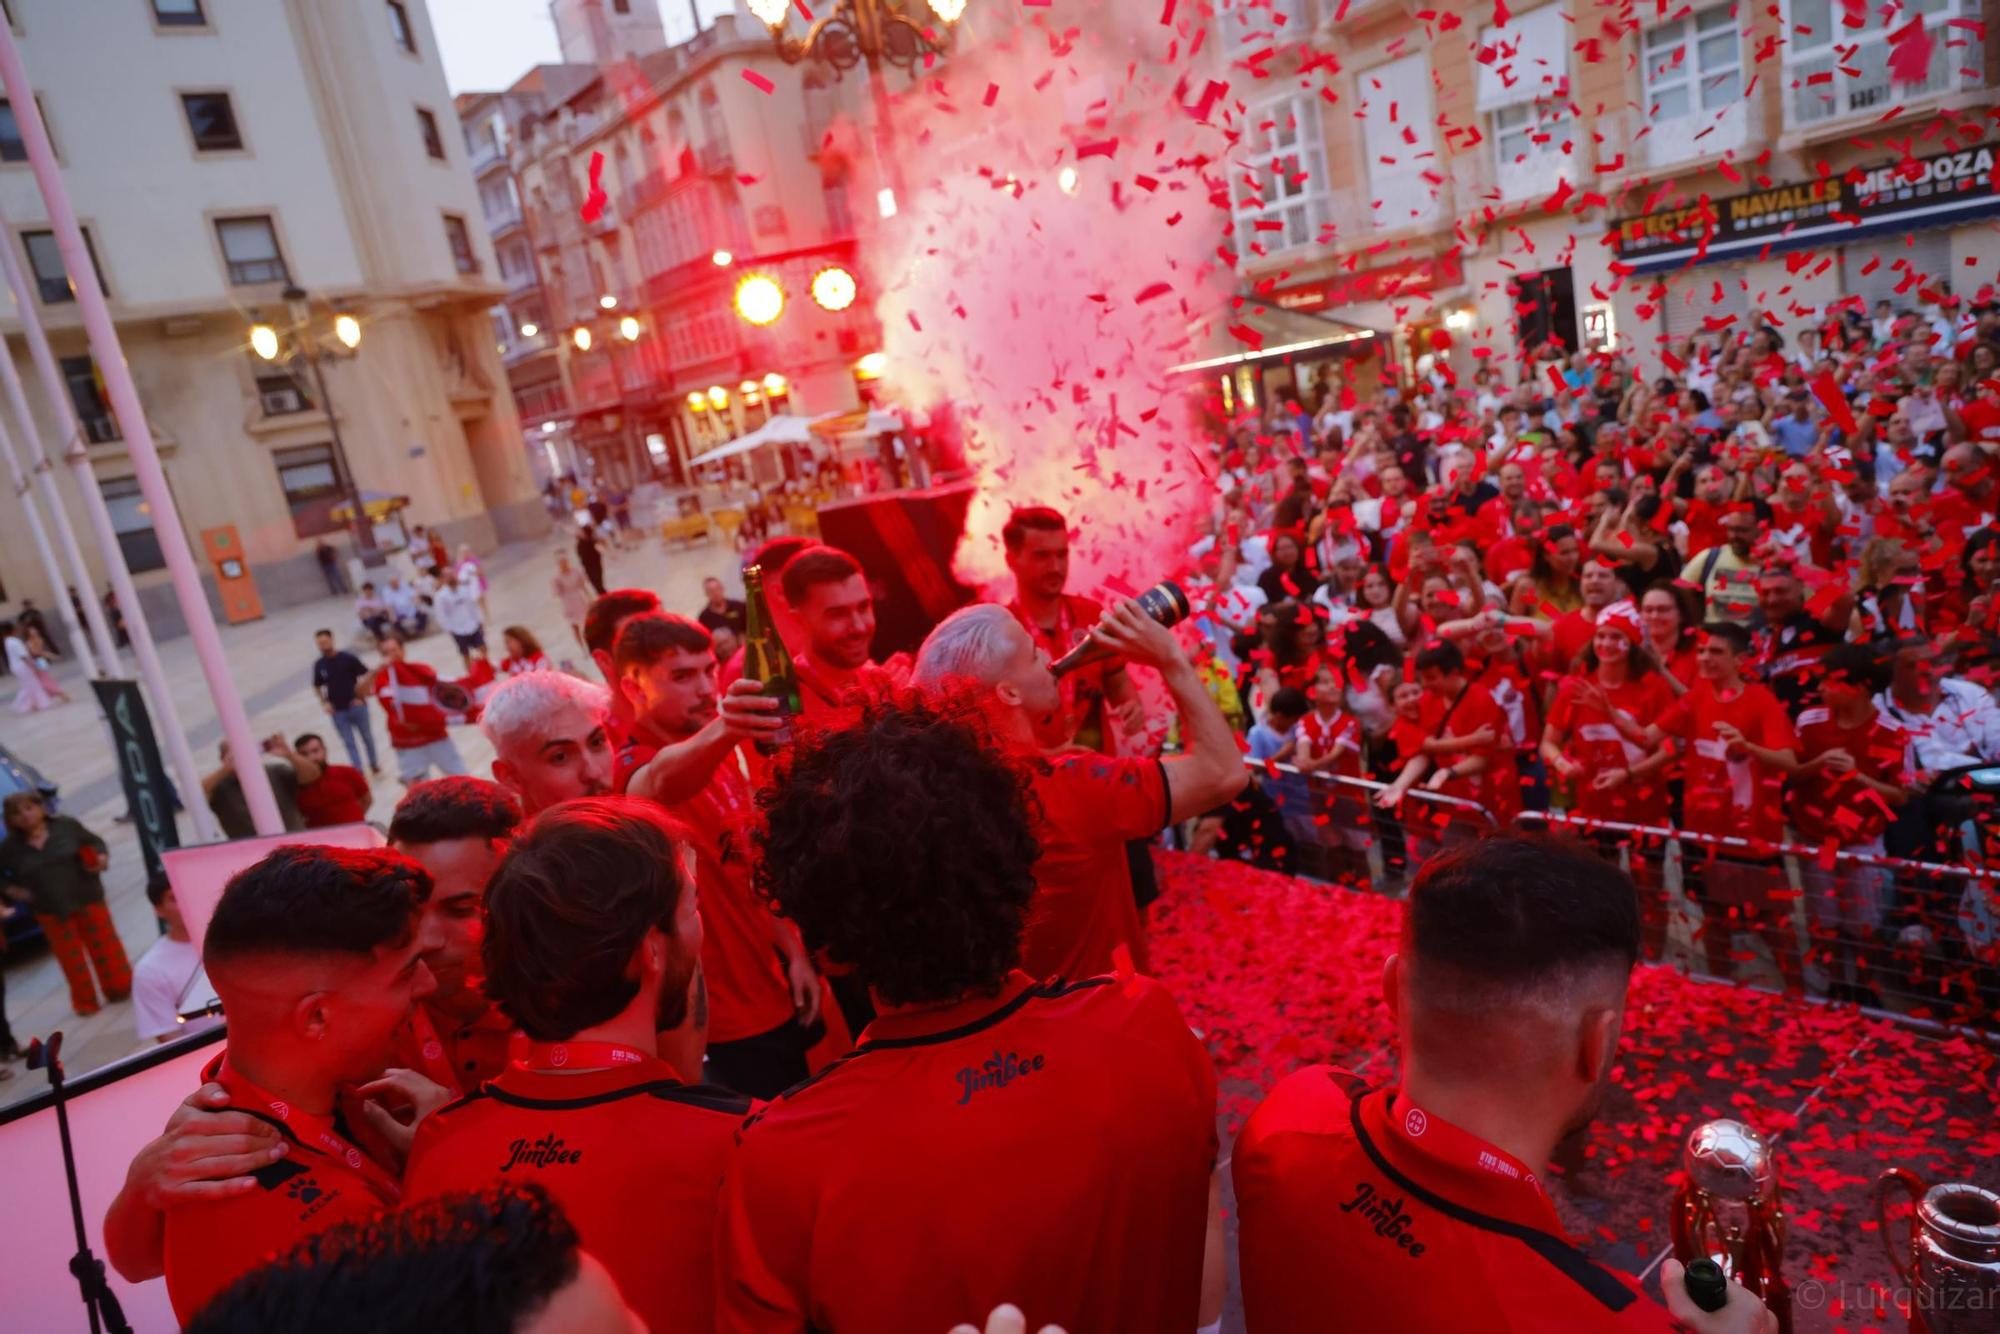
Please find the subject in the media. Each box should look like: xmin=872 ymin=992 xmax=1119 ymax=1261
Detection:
xmin=0 ymin=525 xmax=739 ymax=1106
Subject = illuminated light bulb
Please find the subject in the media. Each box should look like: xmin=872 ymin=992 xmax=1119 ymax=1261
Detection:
xmin=599 ymin=294 xmax=617 ymax=309
xmin=249 ymin=324 xmax=280 ymax=360
xmin=572 ymin=327 xmax=593 ymax=351
xmin=707 ymin=385 xmax=729 ymax=409
xmin=811 ymin=265 xmax=858 ymax=312
xmin=745 ymin=0 xmax=789 ymax=26
xmin=619 ymin=315 xmax=641 ymax=341
xmin=734 ymin=273 xmax=785 ymax=326
xmin=687 ymin=392 xmax=707 ymax=410
xmin=519 ymin=322 xmax=540 ymax=338
xmin=712 ymin=249 xmax=733 ymax=266
xmin=333 ymin=314 xmax=362 ymax=349
xmin=855 ymin=351 xmax=888 ymax=380
xmin=762 ymin=372 xmax=788 ymax=395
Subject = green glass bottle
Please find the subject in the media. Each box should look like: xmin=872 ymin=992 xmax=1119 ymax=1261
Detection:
xmin=743 ymin=564 xmax=799 ymax=750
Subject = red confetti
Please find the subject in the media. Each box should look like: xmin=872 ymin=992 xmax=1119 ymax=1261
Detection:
xmin=741 ymin=69 xmax=775 ymax=94
xmin=579 ymin=151 xmax=608 ymax=223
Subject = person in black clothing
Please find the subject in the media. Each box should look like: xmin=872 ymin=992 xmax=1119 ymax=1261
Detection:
xmin=1755 ymin=562 xmax=1851 ymax=717
xmin=575 ymin=524 xmax=606 ymax=596
xmin=697 ymin=577 xmax=747 ymax=638
xmin=103 ymin=585 xmax=130 ymax=648
xmin=311 ymin=628 xmax=380 ymax=774
xmin=315 ymin=540 xmax=349 ymax=595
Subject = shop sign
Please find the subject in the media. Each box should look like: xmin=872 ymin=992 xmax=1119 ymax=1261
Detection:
xmin=1267 ymin=250 xmax=1464 ymax=313
xmin=1611 ymin=143 xmax=1998 ymax=271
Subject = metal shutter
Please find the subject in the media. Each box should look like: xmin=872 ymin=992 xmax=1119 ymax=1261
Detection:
xmin=1843 ymin=231 xmax=1951 ymax=312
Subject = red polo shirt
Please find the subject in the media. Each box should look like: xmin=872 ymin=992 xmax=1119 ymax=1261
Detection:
xmin=373 ymin=661 xmax=448 ymax=749
xmin=620 ymin=735 xmax=795 ymax=1043
xmin=163 ymin=1053 xmax=401 ymax=1322
xmin=295 ymin=765 xmax=371 ymax=828
xmin=393 ymin=998 xmax=519 ymax=1097
xmin=1658 ymin=680 xmax=1797 ymax=843
xmin=715 ymin=972 xmax=1217 ymax=1334
xmin=1236 ymin=1070 xmax=1676 ymax=1332
xmin=405 ymin=1042 xmax=753 ymax=1334
xmin=1788 ymin=708 xmax=1908 ymax=846
xmin=1022 ymin=752 xmax=1168 ymax=982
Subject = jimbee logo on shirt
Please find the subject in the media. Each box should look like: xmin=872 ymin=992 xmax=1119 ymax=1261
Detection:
xmin=1339 ymin=1181 xmax=1428 ymax=1258
xmin=502 ymin=1134 xmax=584 ymax=1172
xmin=954 ymin=1050 xmax=1046 ymax=1105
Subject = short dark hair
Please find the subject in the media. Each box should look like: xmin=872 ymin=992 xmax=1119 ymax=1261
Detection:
xmin=1822 ymin=642 xmax=1887 ymax=691
xmin=376 ymin=630 xmax=404 ymax=648
xmin=314 ymin=628 xmax=334 ymax=639
xmin=745 ymin=535 xmax=814 ymax=577
xmin=1001 ymin=506 xmax=1067 ymax=552
xmin=185 ymin=1183 xmax=582 ymax=1334
xmin=612 ymin=611 xmax=713 ymax=677
xmin=146 ymin=871 xmax=172 ymax=909
xmin=583 ymin=588 xmax=662 ymax=658
xmin=205 ymin=846 xmax=429 ymax=966
xmin=1700 ymin=620 xmax=1753 ymax=655
xmin=293 ymin=732 xmax=324 ymax=753
xmin=483 ymin=797 xmax=694 ymax=1041
xmin=389 ymin=777 xmax=521 ymax=847
xmin=1406 ymin=835 xmax=1639 ymax=1007
xmin=1268 ymin=686 xmax=1310 ymax=719
xmin=1414 ymin=639 xmax=1465 ymax=676
xmin=779 ymin=546 xmax=862 ymax=608
xmin=756 ymin=690 xmax=1040 ymax=1007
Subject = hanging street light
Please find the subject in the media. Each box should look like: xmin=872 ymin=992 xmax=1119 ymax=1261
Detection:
xmin=811 ymin=265 xmax=858 ymax=312
xmin=734 ymin=273 xmax=785 ymax=326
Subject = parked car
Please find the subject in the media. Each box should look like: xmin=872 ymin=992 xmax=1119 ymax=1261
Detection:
xmin=0 ymin=745 xmax=56 ymax=949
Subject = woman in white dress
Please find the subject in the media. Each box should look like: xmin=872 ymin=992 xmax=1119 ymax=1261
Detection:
xmin=4 ymin=621 xmax=66 ymax=712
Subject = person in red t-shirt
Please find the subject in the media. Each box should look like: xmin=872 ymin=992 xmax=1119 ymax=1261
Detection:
xmin=153 ymin=846 xmax=446 ymax=1322
xmin=1545 ymin=558 xmax=1623 ymax=673
xmin=291 ymin=733 xmax=373 ymax=828
xmin=1235 ymin=836 xmax=1775 ymax=1334
xmin=1787 ymin=644 xmax=1910 ymax=1006
xmin=780 ymin=545 xmax=909 ymax=719
xmin=362 ymin=633 xmax=467 ymax=787
xmin=721 ymin=691 xmax=1222 ymax=1334
xmin=1540 ymin=602 xmax=1677 ymax=958
xmin=1639 ymin=581 xmax=1700 ymax=696
xmin=615 ymin=612 xmax=820 ymax=1099
xmin=911 ymin=601 xmax=1247 ymax=983
xmin=1652 ymin=622 xmax=1803 ymax=991
xmin=385 ymin=778 xmax=524 ymax=1095
xmin=1378 ymin=639 xmax=1518 ymax=828
xmin=1001 ymin=506 xmax=1144 ymax=752
xmin=405 ymin=799 xmax=745 ymax=1334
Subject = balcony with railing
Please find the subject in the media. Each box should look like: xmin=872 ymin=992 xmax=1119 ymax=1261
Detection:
xmin=1786 ymin=0 xmax=1985 ymax=133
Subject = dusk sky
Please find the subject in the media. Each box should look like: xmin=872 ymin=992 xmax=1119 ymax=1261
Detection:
xmin=430 ymin=0 xmax=742 ymax=93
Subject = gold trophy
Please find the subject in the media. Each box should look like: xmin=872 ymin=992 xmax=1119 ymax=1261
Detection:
xmin=1670 ymin=1119 xmax=1792 ymax=1333
xmin=1875 ymin=1171 xmax=2000 ymax=1334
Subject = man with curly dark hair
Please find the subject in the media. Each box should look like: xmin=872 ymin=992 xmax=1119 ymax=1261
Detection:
xmin=186 ymin=1183 xmax=640 ymax=1334
xmin=914 ymin=599 xmax=1248 ymax=982
xmin=718 ymin=691 xmax=1220 ymax=1334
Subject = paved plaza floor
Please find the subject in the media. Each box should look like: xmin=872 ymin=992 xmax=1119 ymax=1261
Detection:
xmin=0 ymin=526 xmax=740 ymax=1106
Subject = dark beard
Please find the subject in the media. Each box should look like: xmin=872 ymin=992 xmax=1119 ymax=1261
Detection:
xmin=654 ymin=957 xmax=700 ymax=1033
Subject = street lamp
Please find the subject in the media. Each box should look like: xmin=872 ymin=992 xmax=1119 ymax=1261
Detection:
xmin=735 ymin=273 xmax=785 ymax=327
xmin=745 ymin=0 xmax=968 ymax=203
xmin=249 ymin=285 xmax=379 ymax=563
xmin=811 ymin=265 xmax=858 ymax=312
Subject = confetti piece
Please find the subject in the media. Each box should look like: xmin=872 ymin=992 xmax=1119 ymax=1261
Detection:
xmin=578 ymin=151 xmax=608 ymax=223
xmin=741 ymin=69 xmax=775 ymax=94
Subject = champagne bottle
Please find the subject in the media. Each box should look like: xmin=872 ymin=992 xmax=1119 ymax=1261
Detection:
xmin=1049 ymin=581 xmax=1193 ymax=679
xmin=743 ymin=565 xmax=799 ymax=750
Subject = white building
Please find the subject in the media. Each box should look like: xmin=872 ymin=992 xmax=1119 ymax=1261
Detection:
xmin=0 ymin=0 xmax=543 ymax=634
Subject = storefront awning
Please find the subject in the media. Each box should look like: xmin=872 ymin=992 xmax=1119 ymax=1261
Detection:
xmin=808 ymin=406 xmax=929 ymax=439
xmin=688 ymin=414 xmax=822 ymax=468
xmin=1168 ymin=303 xmax=1379 ymax=376
xmin=329 ymin=490 xmax=410 ymax=523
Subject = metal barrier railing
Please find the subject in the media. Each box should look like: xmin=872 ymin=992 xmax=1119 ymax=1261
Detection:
xmin=1232 ymin=760 xmax=2000 ymax=1033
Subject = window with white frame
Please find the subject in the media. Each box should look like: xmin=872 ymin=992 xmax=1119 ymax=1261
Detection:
xmin=1232 ymin=94 xmax=1330 ymax=255
xmin=1477 ymin=4 xmax=1571 ymax=180
xmin=1642 ymin=6 xmax=1741 ymax=121
xmin=1360 ymin=54 xmax=1440 ymax=228
xmin=1786 ymin=0 xmax=1980 ymax=127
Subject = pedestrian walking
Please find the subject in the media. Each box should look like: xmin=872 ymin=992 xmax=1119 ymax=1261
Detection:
xmin=0 ymin=793 xmax=131 ymax=1016
xmin=4 ymin=620 xmax=68 ymax=712
xmin=553 ymin=551 xmax=591 ymax=648
xmin=432 ymin=570 xmax=487 ymax=665
xmin=315 ymin=540 xmax=350 ymax=595
xmin=576 ymin=523 xmax=606 ymax=596
xmin=311 ymin=628 xmax=380 ymax=774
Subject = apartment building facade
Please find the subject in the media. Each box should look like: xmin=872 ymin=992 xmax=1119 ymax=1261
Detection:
xmin=1221 ymin=0 xmax=1999 ymax=402
xmin=0 ymin=0 xmax=541 ymax=630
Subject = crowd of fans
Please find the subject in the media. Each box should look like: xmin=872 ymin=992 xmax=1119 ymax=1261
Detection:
xmin=1194 ymin=289 xmax=2000 ymax=1014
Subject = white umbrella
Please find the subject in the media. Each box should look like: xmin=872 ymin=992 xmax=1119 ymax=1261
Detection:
xmin=688 ymin=414 xmax=818 ymax=467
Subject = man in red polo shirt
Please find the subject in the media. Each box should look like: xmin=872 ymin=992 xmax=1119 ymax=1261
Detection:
xmin=912 ymin=601 xmax=1246 ymax=982
xmin=156 ymin=845 xmax=444 ymax=1322
xmin=291 ymin=732 xmax=371 ymax=828
xmin=385 ymin=777 xmax=522 ymax=1094
xmin=718 ymin=691 xmax=1221 ymax=1334
xmin=1000 ymin=506 xmax=1143 ymax=751
xmin=1653 ymin=621 xmax=1803 ymax=990
xmin=1235 ymin=836 xmax=1775 ymax=1334
xmin=779 ymin=545 xmax=905 ymax=717
xmin=404 ymin=798 xmax=747 ymax=1334
xmin=615 ymin=612 xmax=818 ymax=1098
xmin=364 ymin=632 xmax=467 ymax=787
